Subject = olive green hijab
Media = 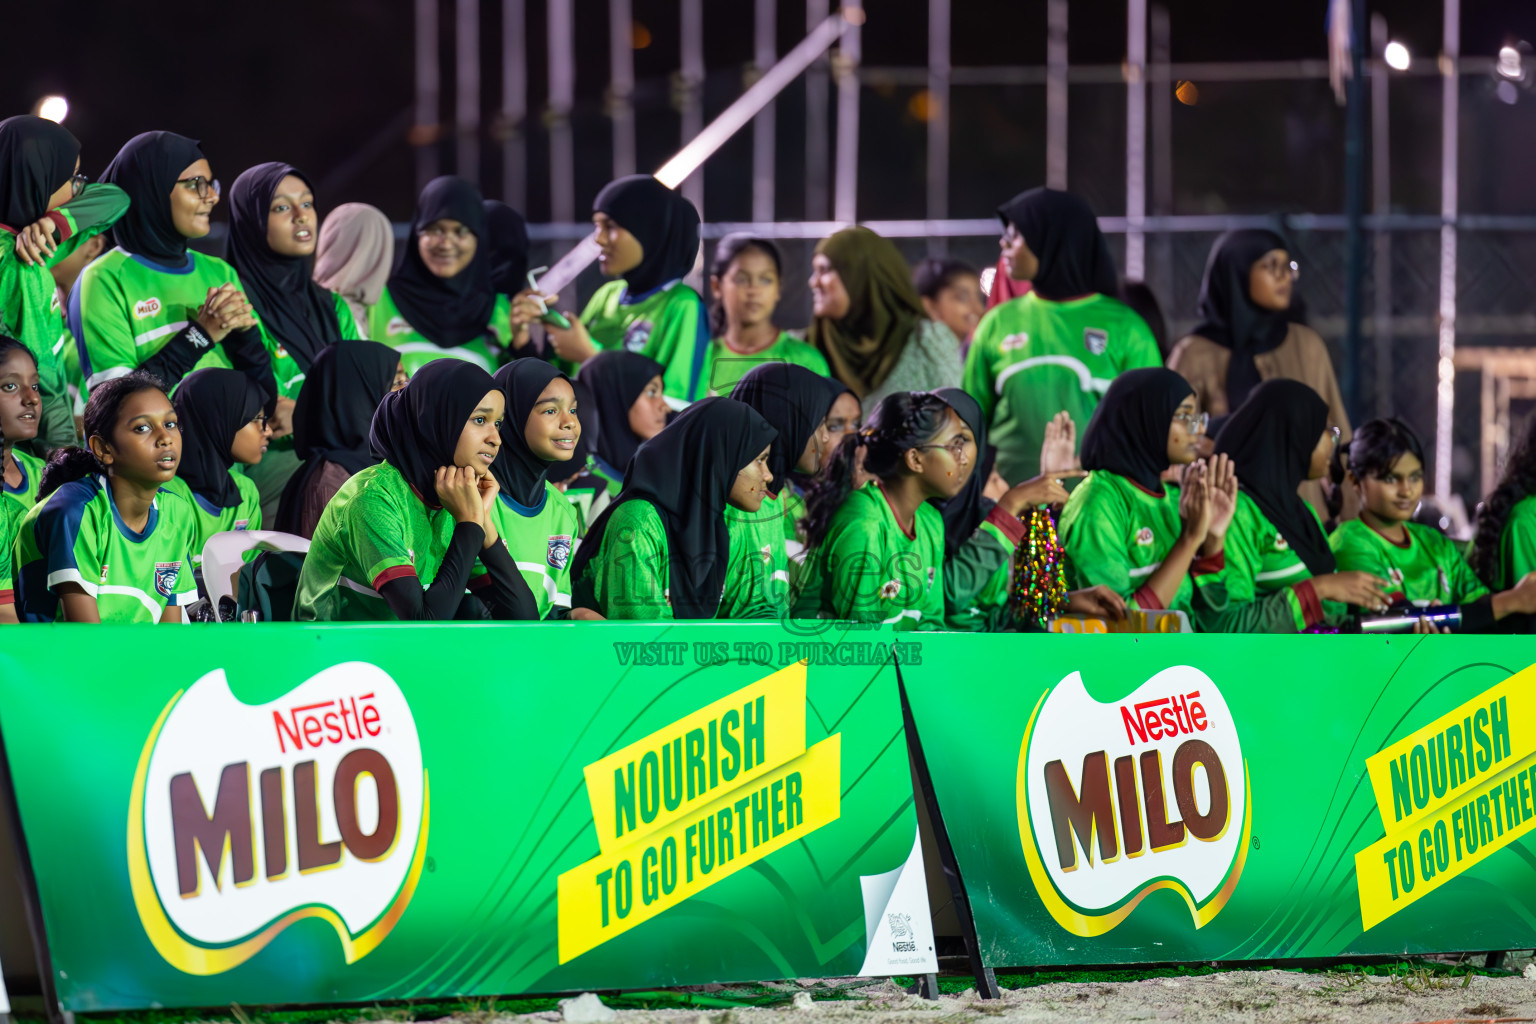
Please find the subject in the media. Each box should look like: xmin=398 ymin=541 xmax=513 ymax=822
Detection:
xmin=808 ymin=226 xmax=924 ymax=400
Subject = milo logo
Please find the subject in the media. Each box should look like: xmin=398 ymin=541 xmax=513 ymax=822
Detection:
xmin=1016 ymin=666 xmax=1249 ymax=936
xmin=128 ymin=663 xmax=428 ymax=974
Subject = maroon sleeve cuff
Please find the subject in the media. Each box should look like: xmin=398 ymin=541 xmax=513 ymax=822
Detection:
xmin=1293 ymin=579 xmax=1324 ymax=627
xmin=0 ymin=588 xmax=13 ymax=605
xmin=984 ymin=506 xmax=1027 ymax=548
xmin=44 ymin=210 xmax=72 ymax=241
xmin=372 ymin=565 xmax=417 ymax=590
xmin=1190 ymin=551 xmax=1225 ymax=577
xmin=1132 ymin=584 xmax=1164 ymax=610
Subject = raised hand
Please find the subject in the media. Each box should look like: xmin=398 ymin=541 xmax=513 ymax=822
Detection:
xmin=1039 ymin=411 xmax=1080 ymax=474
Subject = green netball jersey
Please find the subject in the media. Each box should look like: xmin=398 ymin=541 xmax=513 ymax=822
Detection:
xmin=578 ymin=498 xmax=675 ymax=619
xmin=294 ymin=462 xmax=484 ymax=622
xmin=1194 ymin=492 xmax=1340 ymax=633
xmin=1058 ymin=471 xmax=1203 ymax=614
xmin=365 ymin=287 xmax=511 ymax=377
xmin=1330 ymin=518 xmax=1487 ymax=607
xmin=721 ymin=491 xmax=792 ymax=620
xmin=14 ymin=475 xmax=200 ymax=623
xmin=943 ymin=514 xmax=1020 ymax=632
xmin=0 ymin=496 xmax=19 ymax=606
xmin=963 ymin=292 xmax=1160 ymax=483
xmin=262 ymin=292 xmax=363 ymax=399
xmin=3 ymin=448 xmax=45 ymax=511
xmin=577 ymin=280 xmax=709 ymax=402
xmin=161 ymin=474 xmax=262 ymax=568
xmin=703 ymin=332 xmax=829 ymax=398
xmin=486 ymin=482 xmax=579 ymax=619
xmin=1497 ymin=495 xmax=1536 ymax=592
xmin=792 ymin=481 xmax=946 ymax=631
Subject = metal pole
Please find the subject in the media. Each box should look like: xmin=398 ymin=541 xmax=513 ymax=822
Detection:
xmin=548 ymin=0 xmax=576 ymax=223
xmin=610 ymin=0 xmax=637 ymax=179
xmin=833 ymin=0 xmax=862 ymax=223
xmin=1371 ymin=14 xmax=1393 ymax=418
xmin=1045 ymin=0 xmax=1068 ymax=189
xmin=805 ymin=0 xmax=830 ymax=220
xmin=414 ymin=0 xmax=440 ymax=190
xmin=752 ymin=0 xmax=778 ymax=222
xmin=456 ymin=0 xmax=480 ymax=184
xmin=1125 ymin=0 xmax=1147 ymax=282
xmin=680 ymin=0 xmax=705 ymax=216
xmin=927 ymin=0 xmax=951 ymax=255
xmin=1150 ymin=5 xmax=1172 ymax=309
xmin=501 ymin=0 xmax=527 ymax=209
xmin=1341 ymin=0 xmax=1367 ymax=421
xmin=1435 ymin=0 xmax=1460 ymax=497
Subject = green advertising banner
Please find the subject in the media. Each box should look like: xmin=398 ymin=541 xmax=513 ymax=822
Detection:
xmin=0 ymin=623 xmax=936 ymax=1011
xmin=900 ymin=635 xmax=1536 ymax=966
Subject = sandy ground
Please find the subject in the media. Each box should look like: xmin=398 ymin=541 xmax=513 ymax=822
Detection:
xmin=425 ymin=957 xmax=1536 ymax=1024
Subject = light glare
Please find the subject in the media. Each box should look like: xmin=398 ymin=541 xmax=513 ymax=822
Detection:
xmin=1383 ymin=41 xmax=1410 ymax=71
xmin=36 ymin=95 xmax=68 ymax=123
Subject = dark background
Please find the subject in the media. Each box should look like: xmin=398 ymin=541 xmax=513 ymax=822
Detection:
xmin=5 ymin=0 xmax=1534 ymax=224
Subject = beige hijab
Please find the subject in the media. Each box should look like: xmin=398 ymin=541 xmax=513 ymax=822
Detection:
xmin=313 ymin=203 xmax=394 ymax=331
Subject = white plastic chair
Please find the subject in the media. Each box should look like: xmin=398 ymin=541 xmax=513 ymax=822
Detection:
xmin=198 ymin=530 xmax=312 ymax=620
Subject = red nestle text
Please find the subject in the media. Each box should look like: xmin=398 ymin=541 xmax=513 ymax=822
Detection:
xmin=1120 ymin=691 xmax=1208 ymax=746
xmin=274 ymin=694 xmax=381 ymax=753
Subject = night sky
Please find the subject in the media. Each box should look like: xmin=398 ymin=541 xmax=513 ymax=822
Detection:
xmin=5 ymin=0 xmax=1536 ymax=223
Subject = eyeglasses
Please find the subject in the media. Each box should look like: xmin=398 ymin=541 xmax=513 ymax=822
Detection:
xmin=1173 ymin=410 xmax=1209 ymax=434
xmin=1256 ymin=256 xmax=1300 ymax=281
xmin=916 ymin=436 xmax=974 ymax=460
xmin=69 ymin=172 xmax=88 ymax=198
xmin=421 ymin=224 xmax=474 ymax=242
xmin=176 ymin=176 xmax=221 ymax=200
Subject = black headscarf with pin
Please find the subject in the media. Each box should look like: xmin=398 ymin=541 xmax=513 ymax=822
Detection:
xmin=996 ymin=187 xmax=1119 ymax=300
xmin=102 ymin=131 xmax=206 ymax=264
xmin=173 ymin=368 xmax=265 ymax=509
xmin=387 ymin=176 xmax=497 ymax=346
xmin=1080 ymin=367 xmax=1194 ymax=497
xmin=370 ymin=358 xmax=498 ymax=506
xmin=572 ymin=397 xmax=777 ymax=619
xmin=0 ymin=115 xmax=79 ymax=228
xmin=593 ymin=175 xmax=701 ymax=296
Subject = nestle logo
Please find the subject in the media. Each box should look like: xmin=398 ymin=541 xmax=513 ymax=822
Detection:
xmin=274 ymin=693 xmax=381 ymax=752
xmin=1120 ymin=691 xmax=1208 ymax=746
xmin=133 ymin=297 xmax=162 ymax=319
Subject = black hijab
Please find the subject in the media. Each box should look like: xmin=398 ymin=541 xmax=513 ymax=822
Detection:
xmin=0 ymin=115 xmax=79 ymax=228
xmin=493 ymin=359 xmax=574 ymax=507
xmin=930 ymin=387 xmax=995 ymax=561
xmin=275 ymin=341 xmax=400 ymax=534
xmin=1080 ymin=367 xmax=1194 ymax=496
xmin=173 ymin=368 xmax=264 ymax=509
xmin=369 ymin=358 xmax=498 ymax=507
xmin=729 ymin=363 xmax=836 ymax=500
xmin=996 ymin=187 xmax=1119 ymax=300
xmin=593 ymin=175 xmax=701 ymax=296
xmin=1193 ymin=228 xmax=1292 ymax=408
xmin=1213 ymin=378 xmax=1335 ymax=576
xmin=580 ymin=350 xmax=664 ymax=477
xmin=227 ymin=162 xmax=342 ymax=372
xmin=388 ymin=176 xmax=497 ymax=346
xmin=573 ymin=397 xmax=777 ymax=619
xmin=102 ymin=131 xmax=206 ymax=264
xmin=483 ymin=200 xmax=530 ymax=296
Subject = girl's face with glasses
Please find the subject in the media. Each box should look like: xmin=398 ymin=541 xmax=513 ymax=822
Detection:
xmin=418 ymin=218 xmax=477 ymax=278
xmin=170 ymin=159 xmax=219 ymax=239
xmin=229 ymin=409 xmax=273 ymax=465
xmin=909 ymin=407 xmax=976 ymax=500
xmin=1166 ymin=395 xmax=1206 ymax=465
xmin=46 ymin=157 xmax=82 ymax=212
xmin=1248 ymin=247 xmax=1296 ymax=313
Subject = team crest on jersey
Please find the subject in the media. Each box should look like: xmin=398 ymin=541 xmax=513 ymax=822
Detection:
xmin=1083 ymin=328 xmax=1109 ymax=355
xmin=1274 ymin=534 xmax=1289 ymax=551
xmin=879 ymin=579 xmax=902 ymax=600
xmin=1000 ymin=332 xmax=1028 ymax=352
xmin=134 ymin=297 xmax=163 ymax=320
xmin=387 ymin=316 xmax=414 ymax=337
xmin=1388 ymin=567 xmax=1404 ymax=588
xmin=547 ymin=534 xmax=572 ymax=571
xmin=154 ymin=561 xmax=182 ymax=599
xmin=623 ymin=320 xmax=653 ymax=353
xmin=1135 ymin=526 xmax=1154 ymax=546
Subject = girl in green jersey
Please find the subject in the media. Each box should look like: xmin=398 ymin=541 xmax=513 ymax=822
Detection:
xmin=82 ymin=132 xmax=274 ymax=404
xmin=1472 ymin=413 xmax=1536 ymax=600
xmin=164 ymin=368 xmax=272 ymax=576
xmin=0 ymin=338 xmax=44 ymax=510
xmin=571 ymin=397 xmax=776 ymax=620
xmin=705 ymin=234 xmax=828 ymax=397
xmin=0 ymin=115 xmax=85 ymax=450
xmin=1333 ymin=418 xmax=1536 ymax=631
xmin=368 ymin=177 xmax=508 ymax=376
xmin=543 ymin=175 xmax=707 ymax=403
xmin=489 ymin=359 xmax=585 ymax=619
xmin=1204 ymin=380 xmax=1389 ymax=632
xmin=1058 ymin=368 xmax=1233 ymax=619
xmin=17 ymin=373 xmax=199 ymax=623
xmin=795 ymin=391 xmax=974 ymax=629
xmin=721 ymin=363 xmax=837 ymax=619
xmin=294 ymin=359 xmax=536 ymax=622
xmin=579 ymin=350 xmax=669 ymax=488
